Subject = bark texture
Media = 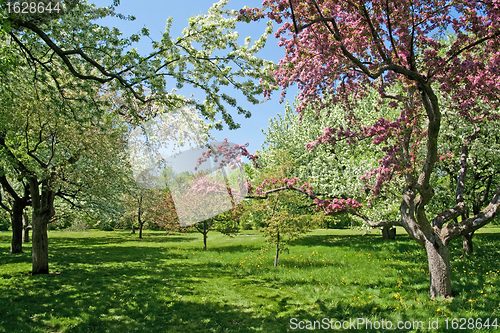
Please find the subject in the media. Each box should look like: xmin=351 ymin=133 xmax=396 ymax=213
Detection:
xmin=23 ymin=211 xmax=31 ymax=243
xmin=462 ymin=231 xmax=474 ymax=255
xmin=425 ymin=238 xmax=452 ymax=299
xmin=10 ymin=201 xmax=24 ymax=253
xmin=381 ymin=226 xmax=396 ymax=239
xmin=29 ymin=177 xmax=55 ymax=275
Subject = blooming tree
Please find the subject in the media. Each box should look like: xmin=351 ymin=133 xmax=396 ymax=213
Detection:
xmin=240 ymin=0 xmax=500 ymax=298
xmin=1 ymin=0 xmax=274 ymax=275
xmin=427 ymin=99 xmax=500 ymax=255
xmin=256 ymin=97 xmax=403 ymax=229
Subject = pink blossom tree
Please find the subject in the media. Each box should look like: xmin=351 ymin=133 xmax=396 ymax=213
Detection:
xmin=167 ymin=140 xmax=255 ymax=250
xmin=240 ymin=0 xmax=500 ymax=299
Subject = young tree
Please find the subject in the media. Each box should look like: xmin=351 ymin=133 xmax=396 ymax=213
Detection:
xmin=122 ymin=188 xmax=176 ymax=238
xmin=149 ymin=189 xmax=180 ymax=233
xmin=241 ymin=0 xmax=500 ymax=298
xmin=174 ymin=171 xmax=244 ymax=250
xmin=255 ymin=187 xmax=320 ymax=266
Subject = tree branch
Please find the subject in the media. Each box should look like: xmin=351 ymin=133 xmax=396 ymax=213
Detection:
xmin=442 ymin=183 xmax=500 ymax=244
xmin=0 ymin=132 xmax=30 ymax=175
xmin=415 ymin=85 xmax=440 ymax=206
xmin=246 ymin=185 xmax=400 ymax=228
xmin=360 ymin=2 xmax=389 ymax=63
xmin=385 ymin=0 xmax=399 ymax=61
xmin=246 ymin=186 xmax=327 ymax=200
xmin=443 ymin=29 xmax=500 ymax=71
xmin=14 ymin=20 xmax=152 ymax=103
xmin=432 ymin=202 xmax=467 ymax=229
xmin=0 ymin=174 xmax=21 ymax=202
xmin=288 ymin=0 xmax=299 ymax=35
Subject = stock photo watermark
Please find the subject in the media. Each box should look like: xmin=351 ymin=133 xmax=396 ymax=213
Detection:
xmin=289 ymin=317 xmax=498 ymax=330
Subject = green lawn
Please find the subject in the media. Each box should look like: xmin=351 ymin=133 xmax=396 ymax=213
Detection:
xmin=0 ymin=227 xmax=499 ymax=332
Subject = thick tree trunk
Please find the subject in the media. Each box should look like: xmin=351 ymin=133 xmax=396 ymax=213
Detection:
xmin=400 ymin=187 xmax=453 ymax=299
xmin=139 ymin=223 xmax=143 ymax=239
xmin=274 ymin=230 xmax=280 ymax=267
xmin=32 ymin=212 xmax=49 ymax=274
xmin=381 ymin=226 xmax=396 ymax=239
xmin=10 ymin=201 xmax=24 ymax=253
xmin=29 ymin=178 xmax=55 ymax=275
xmin=23 ymin=211 xmax=31 ymax=243
xmin=425 ymin=238 xmax=452 ymax=299
xmin=462 ymin=231 xmax=474 ymax=255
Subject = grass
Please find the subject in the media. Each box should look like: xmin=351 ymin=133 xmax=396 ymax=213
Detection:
xmin=0 ymin=227 xmax=499 ymax=332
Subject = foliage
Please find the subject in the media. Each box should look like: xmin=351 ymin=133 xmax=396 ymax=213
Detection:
xmin=212 ymin=203 xmax=244 ymax=235
xmin=428 ymin=105 xmax=500 ymax=218
xmin=322 ymin=213 xmax=355 ymax=229
xmin=3 ymin=0 xmax=275 ymax=129
xmin=256 ymin=97 xmax=403 ymax=226
xmin=0 ymin=208 xmax=9 ymax=231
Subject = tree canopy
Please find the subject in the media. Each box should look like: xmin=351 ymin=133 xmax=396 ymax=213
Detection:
xmin=239 ymin=0 xmax=500 ymax=298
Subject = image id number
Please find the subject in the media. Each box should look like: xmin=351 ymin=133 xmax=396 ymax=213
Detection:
xmin=6 ymin=1 xmax=61 ymax=14
xmin=445 ymin=317 xmax=498 ymax=330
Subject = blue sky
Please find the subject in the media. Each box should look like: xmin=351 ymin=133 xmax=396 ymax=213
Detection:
xmin=89 ymin=0 xmax=299 ymax=153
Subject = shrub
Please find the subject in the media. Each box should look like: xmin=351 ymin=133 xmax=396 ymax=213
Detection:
xmin=0 ymin=211 xmax=10 ymax=231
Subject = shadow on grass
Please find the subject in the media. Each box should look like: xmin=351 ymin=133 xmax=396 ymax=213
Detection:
xmin=204 ymin=244 xmax=262 ymax=253
xmin=49 ymin=234 xmax=197 ymax=246
xmin=0 ymin=250 xmax=32 ymax=266
xmin=1 ymin=231 xmax=499 ymax=332
xmin=294 ymin=231 xmax=500 ymax=297
xmin=0 ymin=245 xmax=284 ymax=332
xmin=132 ymin=233 xmax=198 ymax=243
xmin=1 ymin=276 xmax=273 ymax=333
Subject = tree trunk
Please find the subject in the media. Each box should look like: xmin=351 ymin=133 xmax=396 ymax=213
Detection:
xmin=195 ymin=220 xmax=210 ymax=250
xmin=203 ymin=221 xmax=207 ymax=251
xmin=137 ymin=195 xmax=143 ymax=239
xmin=29 ymin=177 xmax=55 ymax=275
xmin=274 ymin=230 xmax=280 ymax=267
xmin=10 ymin=201 xmax=24 ymax=253
xmin=425 ymin=238 xmax=452 ymax=299
xmin=23 ymin=211 xmax=31 ymax=243
xmin=131 ymin=224 xmax=135 ymax=234
xmin=381 ymin=226 xmax=396 ymax=239
xmin=462 ymin=231 xmax=474 ymax=255
xmin=32 ymin=212 xmax=49 ymax=274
